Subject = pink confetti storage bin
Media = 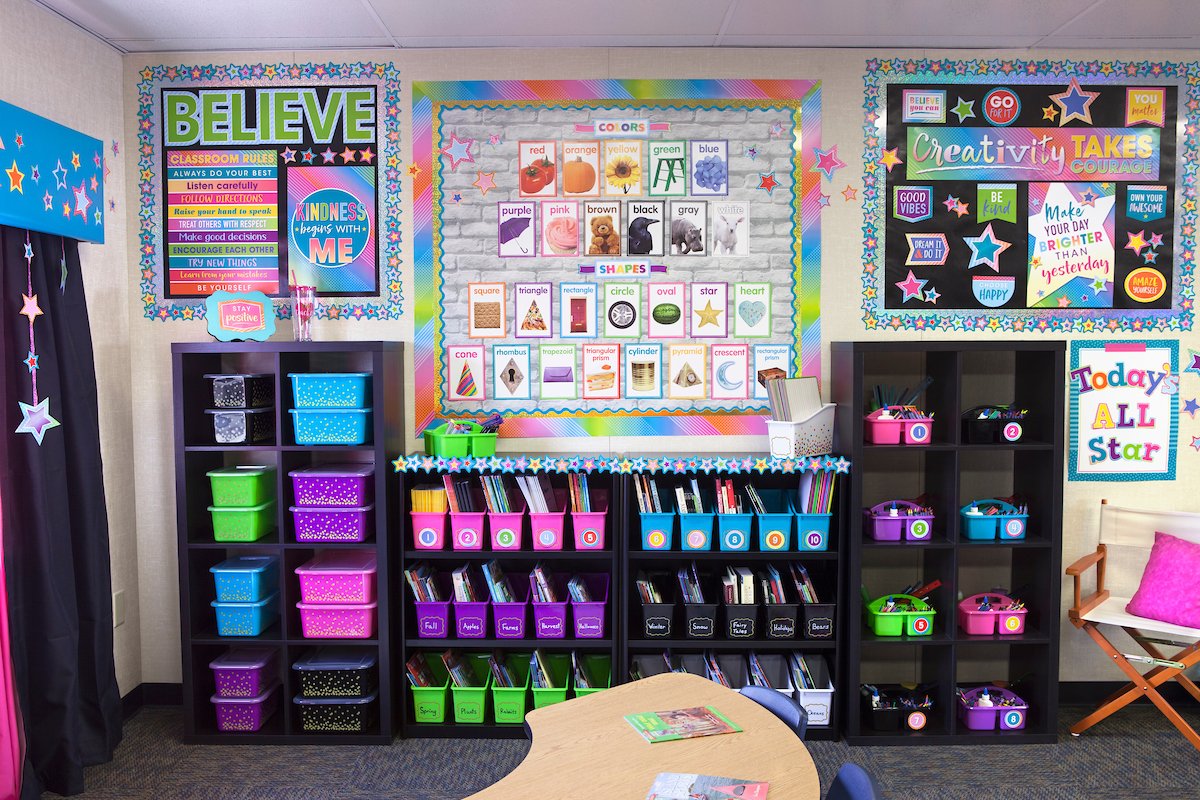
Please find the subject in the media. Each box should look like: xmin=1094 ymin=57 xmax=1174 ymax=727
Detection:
xmin=530 ymin=489 xmax=569 ymax=551
xmin=295 ymin=551 xmax=377 ymax=605
xmin=570 ymin=489 xmax=609 ymax=550
xmin=411 ymin=511 xmax=447 ymax=550
xmin=291 ymin=504 xmax=375 ymax=543
xmin=209 ymin=646 xmax=279 ymax=699
xmin=211 ymin=682 xmax=280 ymax=732
xmin=296 ymin=601 xmax=377 ymax=639
xmin=289 ymin=464 xmax=374 ymax=507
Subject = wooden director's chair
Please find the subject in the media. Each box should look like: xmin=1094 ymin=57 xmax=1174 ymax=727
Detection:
xmin=1066 ymin=500 xmax=1200 ymax=750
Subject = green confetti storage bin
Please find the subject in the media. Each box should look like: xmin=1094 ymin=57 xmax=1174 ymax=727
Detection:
xmin=207 ymin=466 xmax=276 ymax=508
xmin=209 ymin=500 xmax=276 ymax=542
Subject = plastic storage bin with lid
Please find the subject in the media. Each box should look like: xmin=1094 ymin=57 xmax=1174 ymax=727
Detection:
xmin=960 ymin=499 xmax=1028 ymax=541
xmin=212 ymin=592 xmax=279 ymax=637
xmin=205 ymin=373 xmax=274 ymax=409
xmin=212 ymin=682 xmax=279 ymax=732
xmin=289 ymin=372 xmax=372 ymax=408
xmin=289 ymin=464 xmax=374 ymax=507
xmin=295 ymin=551 xmax=376 ymax=605
xmin=290 ymin=503 xmax=374 ymax=543
xmin=293 ymin=690 xmax=378 ymax=733
xmin=210 ymin=646 xmax=278 ymax=698
xmin=210 ymin=555 xmax=278 ymax=602
xmin=208 ymin=465 xmax=276 ymax=507
xmin=209 ymin=500 xmax=276 ymax=543
xmin=292 ymin=648 xmax=379 ymax=698
xmin=207 ymin=407 xmax=273 ymax=444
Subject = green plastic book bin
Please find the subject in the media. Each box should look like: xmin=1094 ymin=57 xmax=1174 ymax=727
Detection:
xmin=531 ymin=653 xmax=571 ymax=709
xmin=409 ymin=655 xmax=450 ymax=724
xmin=450 ymin=654 xmax=492 ymax=724
xmin=573 ymin=654 xmax=612 ymax=698
xmin=423 ymin=422 xmax=498 ymax=458
xmin=209 ymin=500 xmax=276 ymax=542
xmin=491 ymin=653 xmax=531 ymax=724
xmin=865 ymin=594 xmax=936 ymax=637
xmin=207 ymin=466 xmax=276 ymax=507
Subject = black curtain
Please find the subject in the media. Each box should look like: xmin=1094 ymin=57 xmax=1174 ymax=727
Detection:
xmin=0 ymin=226 xmax=121 ymax=797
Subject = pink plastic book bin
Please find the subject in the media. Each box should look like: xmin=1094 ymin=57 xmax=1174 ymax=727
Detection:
xmin=571 ymin=574 xmax=609 ymax=638
xmin=493 ymin=583 xmax=530 ymax=639
xmin=488 ymin=497 xmax=526 ymax=551
xmin=570 ymin=489 xmax=609 ymax=550
xmin=531 ymin=575 xmax=569 ymax=638
xmin=957 ymin=593 xmax=1027 ymax=636
xmin=450 ymin=485 xmax=488 ymax=551
xmin=410 ymin=511 xmax=447 ymax=550
xmin=958 ymin=686 xmax=1028 ymax=730
xmin=864 ymin=406 xmax=933 ymax=445
xmin=530 ymin=489 xmax=568 ymax=551
xmin=295 ymin=551 xmax=377 ymax=605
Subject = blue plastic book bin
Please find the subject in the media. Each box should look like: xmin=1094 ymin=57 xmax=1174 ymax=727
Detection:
xmin=717 ymin=512 xmax=753 ymax=552
xmin=639 ymin=494 xmax=675 ymax=550
xmin=755 ymin=489 xmax=794 ymax=552
xmin=795 ymin=513 xmax=832 ymax=551
xmin=679 ymin=492 xmax=716 ymax=551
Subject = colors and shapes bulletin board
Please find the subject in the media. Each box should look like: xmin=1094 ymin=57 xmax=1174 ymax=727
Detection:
xmin=862 ymin=59 xmax=1199 ymax=333
xmin=413 ymin=80 xmax=823 ymax=438
xmin=1069 ymin=341 xmax=1178 ymax=481
xmin=136 ymin=62 xmax=404 ymax=320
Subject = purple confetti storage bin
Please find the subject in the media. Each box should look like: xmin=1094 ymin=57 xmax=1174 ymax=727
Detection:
xmin=411 ymin=511 xmax=447 ymax=550
xmin=531 ymin=489 xmax=569 ymax=551
xmin=488 ymin=497 xmax=527 ymax=551
xmin=454 ymin=573 xmax=490 ymax=639
xmin=295 ymin=551 xmax=377 ymax=605
xmin=493 ymin=583 xmax=530 ymax=639
xmin=211 ymin=682 xmax=279 ymax=732
xmin=290 ymin=504 xmax=375 ymax=543
xmin=296 ymin=601 xmax=377 ymax=639
xmin=210 ymin=646 xmax=279 ymax=699
xmin=413 ymin=573 xmax=453 ymax=639
xmin=958 ymin=686 xmax=1028 ymax=731
xmin=571 ymin=489 xmax=609 ymax=550
xmin=289 ymin=464 xmax=374 ymax=507
xmin=531 ymin=575 xmax=569 ymax=639
xmin=571 ymin=574 xmax=609 ymax=639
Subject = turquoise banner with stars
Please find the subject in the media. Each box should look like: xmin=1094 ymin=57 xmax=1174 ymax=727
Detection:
xmin=0 ymin=100 xmax=105 ymax=243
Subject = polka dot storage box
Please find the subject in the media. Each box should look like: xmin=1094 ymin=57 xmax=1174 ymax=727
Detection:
xmin=204 ymin=373 xmax=274 ymax=409
xmin=211 ymin=681 xmax=280 ymax=732
xmin=290 ymin=504 xmax=375 ymax=543
xmin=209 ymin=646 xmax=279 ymax=698
xmin=289 ymin=464 xmax=374 ymax=507
xmin=211 ymin=592 xmax=279 ymax=637
xmin=295 ymin=551 xmax=377 ymax=604
xmin=206 ymin=407 xmax=273 ymax=444
xmin=208 ymin=465 xmax=276 ymax=508
xmin=288 ymin=372 xmax=371 ymax=409
xmin=293 ymin=689 xmax=378 ymax=733
xmin=296 ymin=600 xmax=377 ymax=639
xmin=210 ymin=555 xmax=279 ymax=603
xmin=289 ymin=408 xmax=372 ymax=446
xmin=292 ymin=648 xmax=378 ymax=699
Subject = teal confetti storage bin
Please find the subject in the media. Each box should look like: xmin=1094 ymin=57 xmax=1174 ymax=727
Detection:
xmin=210 ymin=555 xmax=278 ymax=602
xmin=212 ymin=591 xmax=279 ymax=637
xmin=288 ymin=373 xmax=371 ymax=409
xmin=290 ymin=408 xmax=372 ymax=445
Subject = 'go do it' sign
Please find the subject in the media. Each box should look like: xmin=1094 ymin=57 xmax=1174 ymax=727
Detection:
xmin=1068 ymin=341 xmax=1178 ymax=481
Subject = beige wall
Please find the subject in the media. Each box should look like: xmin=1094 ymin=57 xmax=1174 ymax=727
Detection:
xmin=1 ymin=0 xmax=141 ymax=694
xmin=121 ymin=46 xmax=1199 ymax=684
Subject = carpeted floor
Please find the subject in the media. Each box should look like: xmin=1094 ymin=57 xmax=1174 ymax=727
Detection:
xmin=43 ymin=704 xmax=1200 ymax=799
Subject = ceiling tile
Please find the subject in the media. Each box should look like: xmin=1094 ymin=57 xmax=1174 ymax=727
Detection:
xmin=111 ymin=37 xmax=396 ymax=53
xmin=1052 ymin=0 xmax=1200 ymax=36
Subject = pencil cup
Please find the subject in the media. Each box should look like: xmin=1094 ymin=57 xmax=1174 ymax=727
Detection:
xmin=410 ymin=512 xmax=447 ymax=550
xmin=488 ymin=499 xmax=526 ymax=551
xmin=755 ymin=489 xmax=793 ymax=552
xmin=492 ymin=584 xmax=529 ymax=639
xmin=795 ymin=513 xmax=831 ymax=551
xmin=530 ymin=489 xmax=568 ymax=551
xmin=570 ymin=489 xmax=608 ymax=550
xmin=571 ymin=574 xmax=609 ymax=639
xmin=717 ymin=512 xmax=753 ymax=552
xmin=679 ymin=493 xmax=715 ymax=551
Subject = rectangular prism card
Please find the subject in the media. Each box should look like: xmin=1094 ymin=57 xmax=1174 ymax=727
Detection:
xmin=753 ymin=344 xmax=792 ymax=400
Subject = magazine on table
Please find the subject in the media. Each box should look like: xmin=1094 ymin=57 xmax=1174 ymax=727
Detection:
xmin=645 ymin=772 xmax=768 ymax=799
xmin=624 ymin=705 xmax=741 ymax=743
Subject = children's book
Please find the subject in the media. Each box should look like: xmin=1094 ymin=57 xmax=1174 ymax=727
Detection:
xmin=645 ymin=772 xmax=768 ymax=800
xmin=624 ymin=706 xmax=741 ymax=743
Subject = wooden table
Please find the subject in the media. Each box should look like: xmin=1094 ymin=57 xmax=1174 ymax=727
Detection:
xmin=467 ymin=672 xmax=821 ymax=799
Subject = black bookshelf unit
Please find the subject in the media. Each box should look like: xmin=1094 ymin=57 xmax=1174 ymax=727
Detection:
xmin=832 ymin=341 xmax=1064 ymax=745
xmin=173 ymin=341 xmax=402 ymax=745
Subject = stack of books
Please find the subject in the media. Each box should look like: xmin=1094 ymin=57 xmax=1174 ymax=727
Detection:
xmin=788 ymin=652 xmax=819 ymax=690
xmin=514 ymin=474 xmax=560 ymax=513
xmin=789 ymin=563 xmax=820 ymax=603
xmin=404 ymin=562 xmax=444 ymax=602
xmin=704 ymin=651 xmax=729 ymax=687
xmin=442 ymin=477 xmax=482 ymax=513
xmin=488 ymin=652 xmax=516 ymax=688
xmin=633 ymin=474 xmax=666 ymax=513
xmin=410 ymin=486 xmax=448 ymax=513
xmin=478 ymin=474 xmax=517 ymax=513
xmin=566 ymin=574 xmax=593 ymax=603
xmin=676 ymin=563 xmax=706 ymax=604
xmin=761 ymin=564 xmax=788 ymax=604
xmin=441 ymin=650 xmax=480 ymax=687
xmin=530 ymin=650 xmax=557 ymax=688
xmin=405 ymin=653 xmax=436 ymax=687
xmin=635 ymin=572 xmax=665 ymax=604
xmin=451 ymin=564 xmax=481 ymax=602
xmin=481 ymin=559 xmax=515 ymax=603
xmin=529 ymin=563 xmax=559 ymax=603
xmin=721 ymin=566 xmax=755 ymax=604
xmin=567 ymin=473 xmax=591 ymax=513
xmin=714 ymin=479 xmax=744 ymax=514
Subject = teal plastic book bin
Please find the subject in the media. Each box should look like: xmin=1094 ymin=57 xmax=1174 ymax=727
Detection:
xmin=717 ymin=513 xmax=753 ymax=551
xmin=795 ymin=513 xmax=832 ymax=551
xmin=755 ymin=489 xmax=794 ymax=552
xmin=639 ymin=494 xmax=675 ymax=550
xmin=679 ymin=492 xmax=715 ymax=551
xmin=960 ymin=499 xmax=1028 ymax=541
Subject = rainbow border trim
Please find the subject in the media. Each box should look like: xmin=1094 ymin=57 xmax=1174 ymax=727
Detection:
xmin=412 ymin=79 xmax=822 ymax=438
xmin=392 ymin=452 xmax=850 ymax=475
xmin=861 ymin=58 xmax=1198 ymax=334
xmin=135 ymin=61 xmax=404 ymax=321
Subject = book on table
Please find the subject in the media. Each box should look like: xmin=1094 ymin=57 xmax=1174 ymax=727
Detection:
xmin=645 ymin=772 xmax=768 ymax=799
xmin=624 ymin=705 xmax=741 ymax=743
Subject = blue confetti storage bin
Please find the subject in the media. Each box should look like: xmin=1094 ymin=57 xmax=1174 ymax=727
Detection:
xmin=212 ymin=591 xmax=279 ymax=637
xmin=288 ymin=373 xmax=372 ymax=409
xmin=210 ymin=555 xmax=279 ymax=603
xmin=290 ymin=408 xmax=373 ymax=445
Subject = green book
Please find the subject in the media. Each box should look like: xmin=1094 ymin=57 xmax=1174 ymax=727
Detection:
xmin=624 ymin=706 xmax=741 ymax=743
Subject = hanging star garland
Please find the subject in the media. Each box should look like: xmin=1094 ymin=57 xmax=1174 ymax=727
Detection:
xmin=15 ymin=231 xmax=59 ymax=445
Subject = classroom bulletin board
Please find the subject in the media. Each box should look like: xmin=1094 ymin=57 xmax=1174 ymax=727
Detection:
xmin=861 ymin=58 xmax=1199 ymax=333
xmin=412 ymin=79 xmax=823 ymax=438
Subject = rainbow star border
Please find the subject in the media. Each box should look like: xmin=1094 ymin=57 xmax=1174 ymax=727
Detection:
xmin=392 ymin=452 xmax=850 ymax=475
xmin=861 ymin=58 xmax=1199 ymax=334
xmin=135 ymin=61 xmax=404 ymax=321
xmin=412 ymin=79 xmax=823 ymax=439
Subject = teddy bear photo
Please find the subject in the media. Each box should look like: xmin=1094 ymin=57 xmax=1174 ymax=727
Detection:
xmin=588 ymin=214 xmax=621 ymax=255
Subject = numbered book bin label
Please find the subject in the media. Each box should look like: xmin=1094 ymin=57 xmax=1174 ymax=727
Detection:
xmin=800 ymin=528 xmax=827 ymax=551
xmin=762 ymin=528 xmax=788 ymax=551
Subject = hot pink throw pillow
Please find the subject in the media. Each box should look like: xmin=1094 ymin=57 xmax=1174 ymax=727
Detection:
xmin=1126 ymin=532 xmax=1200 ymax=630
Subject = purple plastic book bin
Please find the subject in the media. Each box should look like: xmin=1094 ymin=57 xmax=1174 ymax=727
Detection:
xmin=488 ymin=497 xmax=527 ymax=551
xmin=958 ymin=686 xmax=1028 ymax=731
xmin=571 ymin=573 xmax=609 ymax=638
xmin=957 ymin=592 xmax=1027 ymax=636
xmin=450 ymin=485 xmax=488 ymax=550
xmin=295 ymin=551 xmax=377 ymax=605
xmin=864 ymin=500 xmax=935 ymax=542
xmin=411 ymin=511 xmax=447 ymax=550
xmin=290 ymin=504 xmax=374 ymax=543
xmin=530 ymin=488 xmax=569 ymax=551
xmin=210 ymin=646 xmax=279 ymax=699
xmin=531 ymin=575 xmax=569 ymax=639
xmin=571 ymin=489 xmax=609 ymax=550
xmin=289 ymin=464 xmax=374 ymax=508
xmin=493 ymin=583 xmax=530 ymax=639
xmin=454 ymin=573 xmax=490 ymax=639
xmin=212 ymin=682 xmax=279 ymax=732
xmin=413 ymin=574 xmax=453 ymax=639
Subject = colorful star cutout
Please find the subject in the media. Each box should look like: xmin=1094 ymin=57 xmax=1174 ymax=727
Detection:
xmin=1125 ymin=229 xmax=1148 ymax=256
xmin=942 ymin=195 xmax=960 ymax=212
xmin=300 ymin=148 xmax=315 ymax=163
xmin=20 ymin=293 xmax=43 ymax=323
xmin=23 ymin=241 xmax=33 ymax=260
xmin=1143 ymin=250 xmax=1159 ymax=264
xmin=472 ymin=171 xmax=497 ymax=197
xmin=758 ymin=172 xmax=779 ymax=194
xmin=895 ymin=270 xmax=928 ymax=302
xmin=29 ymin=165 xmax=38 ymax=182
xmin=1041 ymin=104 xmax=1059 ymax=122
xmin=744 ymin=146 xmax=758 ymax=161
xmin=52 ymin=159 xmax=67 ymax=189
xmin=812 ymin=146 xmax=846 ymax=181
xmin=1192 ymin=436 xmax=1200 ymax=453
xmin=817 ymin=193 xmax=831 ymax=208
xmin=951 ymin=97 xmax=975 ymax=123
xmin=1148 ymin=232 xmax=1164 ymax=249
xmin=15 ymin=398 xmax=60 ymax=445
xmin=6 ymin=160 xmax=24 ymax=193
xmin=320 ymin=147 xmax=336 ymax=164
xmin=878 ymin=148 xmax=903 ymax=173
xmin=358 ymin=147 xmax=375 ymax=163
xmin=1183 ymin=397 xmax=1199 ymax=418
xmin=694 ymin=300 xmax=722 ymax=327
xmin=924 ymin=286 xmax=941 ymax=304
xmin=14 ymin=134 xmax=23 ymax=149
xmin=841 ymin=185 xmax=857 ymax=201
xmin=487 ymin=133 xmax=503 ymax=147
xmin=1050 ymin=77 xmax=1100 ymax=126
xmin=1185 ymin=349 xmax=1200 ymax=376
xmin=964 ymin=223 xmax=1011 ymax=272
xmin=280 ymin=146 xmax=297 ymax=163
xmin=42 ymin=190 xmax=52 ymax=211
xmin=1091 ymin=278 xmax=1107 ymax=292
xmin=93 ymin=151 xmax=101 ymax=168
xmin=408 ymin=164 xmax=421 ymax=176
xmin=112 ymin=140 xmax=119 ymax=156
xmin=1079 ymin=189 xmax=1097 ymax=206
xmin=339 ymin=146 xmax=356 ymax=163
xmin=70 ymin=151 xmax=80 ymax=170
xmin=439 ymin=133 xmax=475 ymax=170
xmin=768 ymin=121 xmax=787 ymax=139
xmin=953 ymin=201 xmax=970 ymax=218
xmin=451 ymin=193 xmax=463 ymax=204
xmin=73 ymin=182 xmax=91 ymax=218
xmin=24 ymin=352 xmax=38 ymax=373
xmin=1057 ymin=295 xmax=1071 ymax=308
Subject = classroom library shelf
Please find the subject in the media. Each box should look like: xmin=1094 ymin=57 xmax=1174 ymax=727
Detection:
xmin=173 ymin=342 xmax=403 ymax=745
xmin=832 ymin=341 xmax=1064 ymax=746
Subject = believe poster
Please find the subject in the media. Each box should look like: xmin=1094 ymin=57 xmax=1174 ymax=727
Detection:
xmin=1068 ymin=341 xmax=1178 ymax=481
